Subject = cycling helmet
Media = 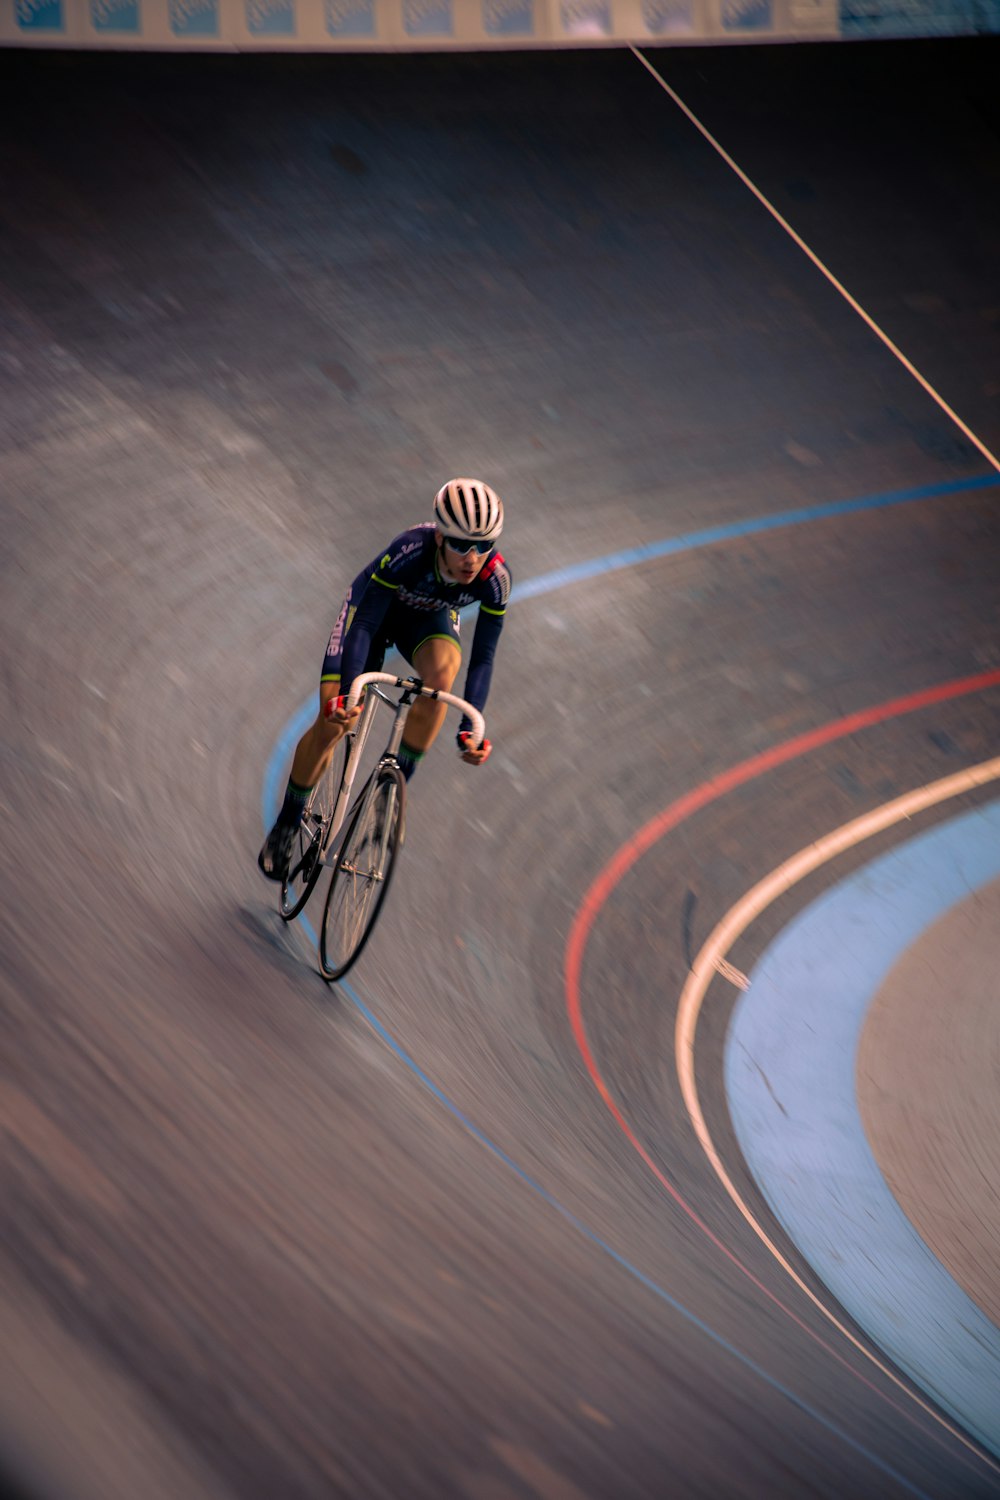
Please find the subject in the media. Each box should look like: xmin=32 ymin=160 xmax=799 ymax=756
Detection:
xmin=433 ymin=478 xmax=504 ymax=545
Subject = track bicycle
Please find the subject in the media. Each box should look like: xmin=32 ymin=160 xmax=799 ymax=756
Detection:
xmin=276 ymin=671 xmax=485 ymax=982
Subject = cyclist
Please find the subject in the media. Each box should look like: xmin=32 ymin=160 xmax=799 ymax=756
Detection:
xmin=258 ymin=478 xmax=511 ymax=881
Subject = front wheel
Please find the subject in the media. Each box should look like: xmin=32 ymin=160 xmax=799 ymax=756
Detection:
xmin=319 ymin=764 xmax=406 ymax=982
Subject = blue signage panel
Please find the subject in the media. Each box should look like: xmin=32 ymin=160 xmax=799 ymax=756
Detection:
xmin=560 ymin=0 xmax=612 ymax=33
xmin=402 ymin=0 xmax=453 ymax=32
xmin=16 ymin=0 xmax=65 ymax=28
xmin=840 ymin=0 xmax=1000 ymax=33
xmin=641 ymin=0 xmax=694 ymax=32
xmin=169 ymin=0 xmax=220 ymax=32
xmin=325 ymin=0 xmax=376 ymax=33
xmin=482 ymin=0 xmax=534 ymax=34
xmin=722 ymin=0 xmax=772 ymax=28
xmin=91 ymin=0 xmax=141 ymax=31
xmin=246 ymin=0 xmax=296 ymax=32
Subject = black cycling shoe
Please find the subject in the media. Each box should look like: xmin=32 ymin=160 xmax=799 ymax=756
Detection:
xmin=257 ymin=818 xmax=297 ymax=882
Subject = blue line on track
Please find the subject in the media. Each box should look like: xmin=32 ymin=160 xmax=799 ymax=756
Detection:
xmin=515 ymin=473 xmax=999 ymax=601
xmin=264 ymin=472 xmax=999 ymax=830
xmin=261 ymin=472 xmax=1000 ymax=1491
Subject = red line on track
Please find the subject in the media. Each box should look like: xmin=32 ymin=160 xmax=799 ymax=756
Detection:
xmin=564 ymin=666 xmax=1000 ymax=1448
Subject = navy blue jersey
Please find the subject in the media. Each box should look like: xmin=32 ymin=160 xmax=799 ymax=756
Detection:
xmin=339 ymin=524 xmax=511 ymax=726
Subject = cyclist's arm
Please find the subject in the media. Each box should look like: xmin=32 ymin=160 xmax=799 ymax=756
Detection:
xmin=338 ymin=573 xmax=395 ymax=699
xmin=457 ymin=553 xmax=511 ymax=744
xmin=458 ymin=607 xmax=504 ymax=744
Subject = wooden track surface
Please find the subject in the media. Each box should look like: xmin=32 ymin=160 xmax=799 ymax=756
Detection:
xmin=2 ymin=39 xmax=999 ymax=1500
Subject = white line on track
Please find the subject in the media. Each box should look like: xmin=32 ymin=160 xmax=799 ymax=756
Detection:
xmin=629 ymin=46 xmax=1000 ymax=477
xmin=675 ymin=755 xmax=1000 ymax=1469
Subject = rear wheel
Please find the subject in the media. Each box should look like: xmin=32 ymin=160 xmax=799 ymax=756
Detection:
xmin=319 ymin=764 xmax=406 ymax=981
xmin=278 ymin=734 xmax=348 ymax=922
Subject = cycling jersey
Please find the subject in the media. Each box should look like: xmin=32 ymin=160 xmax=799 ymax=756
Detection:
xmin=331 ymin=523 xmax=511 ymax=734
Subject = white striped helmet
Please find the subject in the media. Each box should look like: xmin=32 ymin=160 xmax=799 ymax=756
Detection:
xmin=433 ymin=478 xmax=504 ymax=546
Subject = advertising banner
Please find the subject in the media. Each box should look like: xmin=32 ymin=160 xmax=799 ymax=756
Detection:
xmin=2 ymin=0 xmax=996 ymax=48
xmin=839 ymin=0 xmax=999 ymax=35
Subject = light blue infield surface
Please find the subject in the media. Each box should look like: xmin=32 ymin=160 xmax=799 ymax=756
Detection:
xmin=725 ymin=797 xmax=1000 ymax=1460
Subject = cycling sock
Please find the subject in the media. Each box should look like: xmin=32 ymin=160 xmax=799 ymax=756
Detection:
xmin=397 ymin=740 xmax=424 ymax=783
xmin=278 ymin=777 xmax=312 ymax=828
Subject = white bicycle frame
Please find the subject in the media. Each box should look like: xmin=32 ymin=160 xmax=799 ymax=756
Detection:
xmin=318 ymin=672 xmax=486 ymax=867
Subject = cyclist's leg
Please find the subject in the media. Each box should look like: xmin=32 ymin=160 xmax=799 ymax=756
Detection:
xmin=296 ymin=599 xmax=395 ymax=780
xmin=291 ymin=596 xmax=358 ymax=793
xmin=288 ymin=683 xmax=349 ymax=787
xmin=259 ymin=592 xmax=370 ymax=879
xmin=259 ymin=679 xmax=346 ymax=880
xmin=392 ymin=607 xmax=462 ymax=776
xmin=407 ymin=635 xmax=461 ymax=749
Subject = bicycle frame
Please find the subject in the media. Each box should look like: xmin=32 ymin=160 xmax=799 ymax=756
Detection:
xmin=319 ymin=672 xmax=486 ymax=868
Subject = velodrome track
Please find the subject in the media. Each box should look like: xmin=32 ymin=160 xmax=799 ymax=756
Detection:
xmin=2 ymin=38 xmax=999 ymax=1499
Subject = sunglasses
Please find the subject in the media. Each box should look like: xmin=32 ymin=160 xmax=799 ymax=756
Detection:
xmin=442 ymin=536 xmax=495 ymax=556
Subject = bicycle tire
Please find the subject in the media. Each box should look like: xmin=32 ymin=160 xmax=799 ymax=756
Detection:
xmin=278 ymin=734 xmax=349 ymax=922
xmin=319 ymin=764 xmax=406 ymax=981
